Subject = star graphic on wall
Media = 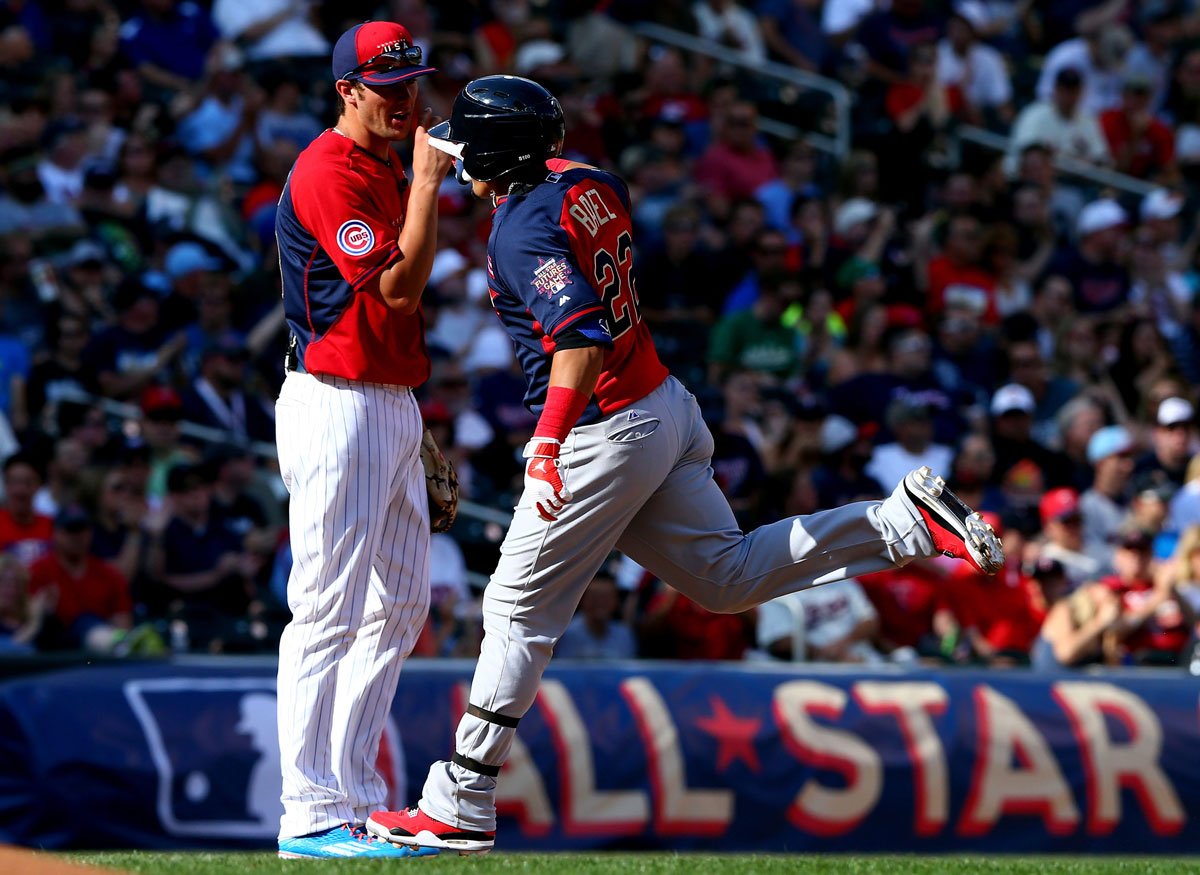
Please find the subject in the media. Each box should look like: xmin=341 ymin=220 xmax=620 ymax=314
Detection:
xmin=694 ymin=694 xmax=762 ymax=774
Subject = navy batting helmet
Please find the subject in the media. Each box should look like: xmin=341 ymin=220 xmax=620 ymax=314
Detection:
xmin=428 ymin=75 xmax=565 ymax=182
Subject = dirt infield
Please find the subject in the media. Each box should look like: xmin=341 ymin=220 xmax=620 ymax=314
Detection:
xmin=0 ymin=846 xmax=126 ymax=874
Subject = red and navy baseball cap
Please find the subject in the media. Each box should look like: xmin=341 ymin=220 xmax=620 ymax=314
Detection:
xmin=333 ymin=21 xmax=436 ymax=86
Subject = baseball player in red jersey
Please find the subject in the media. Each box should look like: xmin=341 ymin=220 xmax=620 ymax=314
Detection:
xmin=367 ymin=76 xmax=1004 ymax=854
xmin=273 ymin=20 xmax=452 ymax=860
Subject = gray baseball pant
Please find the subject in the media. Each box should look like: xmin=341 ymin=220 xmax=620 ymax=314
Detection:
xmin=418 ymin=376 xmax=937 ymax=830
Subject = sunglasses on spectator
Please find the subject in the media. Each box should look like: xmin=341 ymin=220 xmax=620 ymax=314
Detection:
xmin=344 ymin=46 xmax=424 ymax=80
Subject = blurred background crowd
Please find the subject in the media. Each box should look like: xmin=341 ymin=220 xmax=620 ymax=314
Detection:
xmin=1 ymin=0 xmax=1200 ymax=671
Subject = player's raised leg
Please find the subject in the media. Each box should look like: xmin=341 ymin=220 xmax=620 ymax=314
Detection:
xmin=614 ymin=380 xmax=1002 ymax=615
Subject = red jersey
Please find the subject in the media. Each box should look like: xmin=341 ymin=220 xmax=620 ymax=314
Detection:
xmin=1099 ymin=110 xmax=1175 ymax=179
xmin=646 ymin=590 xmax=749 ymax=660
xmin=944 ymin=564 xmax=1044 ymax=653
xmin=1103 ymin=576 xmax=1190 ymax=656
xmin=0 ymin=509 xmax=53 ymax=566
xmin=926 ymin=255 xmax=998 ymax=322
xmin=30 ymin=553 xmax=131 ymax=628
xmin=859 ymin=564 xmax=947 ymax=649
xmin=276 ymin=130 xmax=430 ymax=386
xmin=885 ymin=83 xmax=965 ymax=122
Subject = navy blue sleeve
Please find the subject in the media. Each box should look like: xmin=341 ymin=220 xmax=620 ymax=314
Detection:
xmin=492 ymin=202 xmax=611 ymax=341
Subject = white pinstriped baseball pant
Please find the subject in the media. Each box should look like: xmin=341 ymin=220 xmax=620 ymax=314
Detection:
xmin=275 ymin=371 xmax=430 ymax=839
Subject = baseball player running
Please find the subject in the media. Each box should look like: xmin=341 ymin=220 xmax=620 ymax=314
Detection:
xmin=367 ymin=75 xmax=1003 ymax=854
xmin=273 ymin=20 xmax=453 ymax=859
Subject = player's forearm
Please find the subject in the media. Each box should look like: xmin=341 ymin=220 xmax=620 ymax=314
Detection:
xmin=548 ymin=345 xmax=603 ymax=396
xmin=379 ymin=181 xmax=441 ymax=314
xmin=531 ymin=345 xmax=603 ymax=442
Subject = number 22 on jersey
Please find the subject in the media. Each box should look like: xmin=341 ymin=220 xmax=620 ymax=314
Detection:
xmin=593 ymin=231 xmax=641 ymax=340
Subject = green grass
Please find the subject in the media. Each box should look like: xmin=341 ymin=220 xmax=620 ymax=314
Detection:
xmin=57 ymin=853 xmax=1200 ymax=875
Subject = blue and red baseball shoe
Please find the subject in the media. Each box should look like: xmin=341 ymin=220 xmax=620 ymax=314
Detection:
xmin=278 ymin=822 xmax=439 ymax=859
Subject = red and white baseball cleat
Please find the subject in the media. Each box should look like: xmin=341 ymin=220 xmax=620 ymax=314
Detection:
xmin=367 ymin=807 xmax=495 ymax=855
xmin=902 ymin=466 xmax=1005 ymax=574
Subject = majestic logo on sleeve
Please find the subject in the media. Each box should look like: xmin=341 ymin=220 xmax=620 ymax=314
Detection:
xmin=336 ymin=220 xmax=375 ymax=256
xmin=531 ymin=257 xmax=573 ymax=298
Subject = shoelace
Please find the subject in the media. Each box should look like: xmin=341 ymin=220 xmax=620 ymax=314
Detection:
xmin=339 ymin=823 xmax=380 ymax=844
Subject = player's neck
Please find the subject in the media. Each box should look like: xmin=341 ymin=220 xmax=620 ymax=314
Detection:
xmin=334 ymin=116 xmax=391 ymax=162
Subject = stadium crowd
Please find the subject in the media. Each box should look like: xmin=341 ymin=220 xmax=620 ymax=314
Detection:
xmin=0 ymin=0 xmax=1199 ymax=670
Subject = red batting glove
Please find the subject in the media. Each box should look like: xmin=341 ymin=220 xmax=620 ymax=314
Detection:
xmin=524 ymin=438 xmax=573 ymax=521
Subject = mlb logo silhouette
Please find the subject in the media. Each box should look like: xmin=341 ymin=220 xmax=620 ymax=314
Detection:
xmin=125 ymin=678 xmax=404 ymax=839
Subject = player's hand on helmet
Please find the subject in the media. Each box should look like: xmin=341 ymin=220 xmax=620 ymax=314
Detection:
xmin=412 ymin=107 xmax=454 ymax=187
xmin=523 ymin=438 xmax=573 ymax=522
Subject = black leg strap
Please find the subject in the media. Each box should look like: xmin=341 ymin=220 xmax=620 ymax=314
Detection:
xmin=467 ymin=703 xmax=520 ymax=729
xmin=453 ymin=752 xmax=500 ymax=777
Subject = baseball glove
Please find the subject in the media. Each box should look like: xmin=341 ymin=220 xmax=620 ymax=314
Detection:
xmin=421 ymin=427 xmax=459 ymax=533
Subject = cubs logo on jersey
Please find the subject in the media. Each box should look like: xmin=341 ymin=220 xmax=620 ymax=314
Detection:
xmin=336 ymin=220 xmax=375 ymax=256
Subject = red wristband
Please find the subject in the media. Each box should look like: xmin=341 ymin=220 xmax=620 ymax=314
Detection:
xmin=534 ymin=386 xmax=590 ymax=442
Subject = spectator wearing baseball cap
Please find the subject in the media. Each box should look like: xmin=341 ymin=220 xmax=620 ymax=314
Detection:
xmin=1128 ymin=472 xmax=1176 ymax=552
xmin=140 ymin=386 xmax=199 ymax=502
xmin=1134 ymin=397 xmax=1196 ymax=488
xmin=28 ymin=505 xmax=133 ymax=653
xmin=1033 ymin=563 xmax=1122 ymax=670
xmin=1008 ymin=66 xmax=1109 ymax=176
xmin=180 ymin=333 xmax=275 ymax=445
xmin=1039 ymin=487 xmax=1102 ymax=587
xmin=989 ymin=382 xmax=1068 ymax=496
xmin=1099 ymin=72 xmax=1178 ymax=181
xmin=84 ymin=281 xmax=185 ymax=402
xmin=1101 ymin=526 xmax=1191 ymax=665
xmin=866 ymin=397 xmax=954 ymax=490
xmin=948 ymin=433 xmax=1004 ymax=515
xmin=1042 ymin=198 xmax=1131 ymax=314
xmin=1081 ymin=425 xmax=1137 ymax=569
xmin=812 ymin=415 xmax=883 ymax=509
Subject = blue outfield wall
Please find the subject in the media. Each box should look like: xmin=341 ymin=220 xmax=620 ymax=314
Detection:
xmin=0 ymin=658 xmax=1198 ymax=852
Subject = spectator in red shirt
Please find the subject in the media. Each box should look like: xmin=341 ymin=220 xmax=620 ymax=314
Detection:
xmin=1104 ymin=528 xmax=1191 ymax=665
xmin=925 ymin=213 xmax=997 ymax=322
xmin=30 ymin=506 xmax=131 ymax=652
xmin=858 ymin=562 xmax=951 ymax=657
xmin=883 ymin=41 xmax=962 ymax=206
xmin=943 ymin=514 xmax=1043 ymax=664
xmin=639 ymin=585 xmax=752 ymax=660
xmin=693 ymin=101 xmax=780 ymax=211
xmin=1100 ymin=74 xmax=1178 ymax=183
xmin=0 ymin=452 xmax=54 ymax=567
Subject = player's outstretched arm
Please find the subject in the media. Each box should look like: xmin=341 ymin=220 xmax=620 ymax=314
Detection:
xmin=380 ymin=111 xmax=454 ymax=314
